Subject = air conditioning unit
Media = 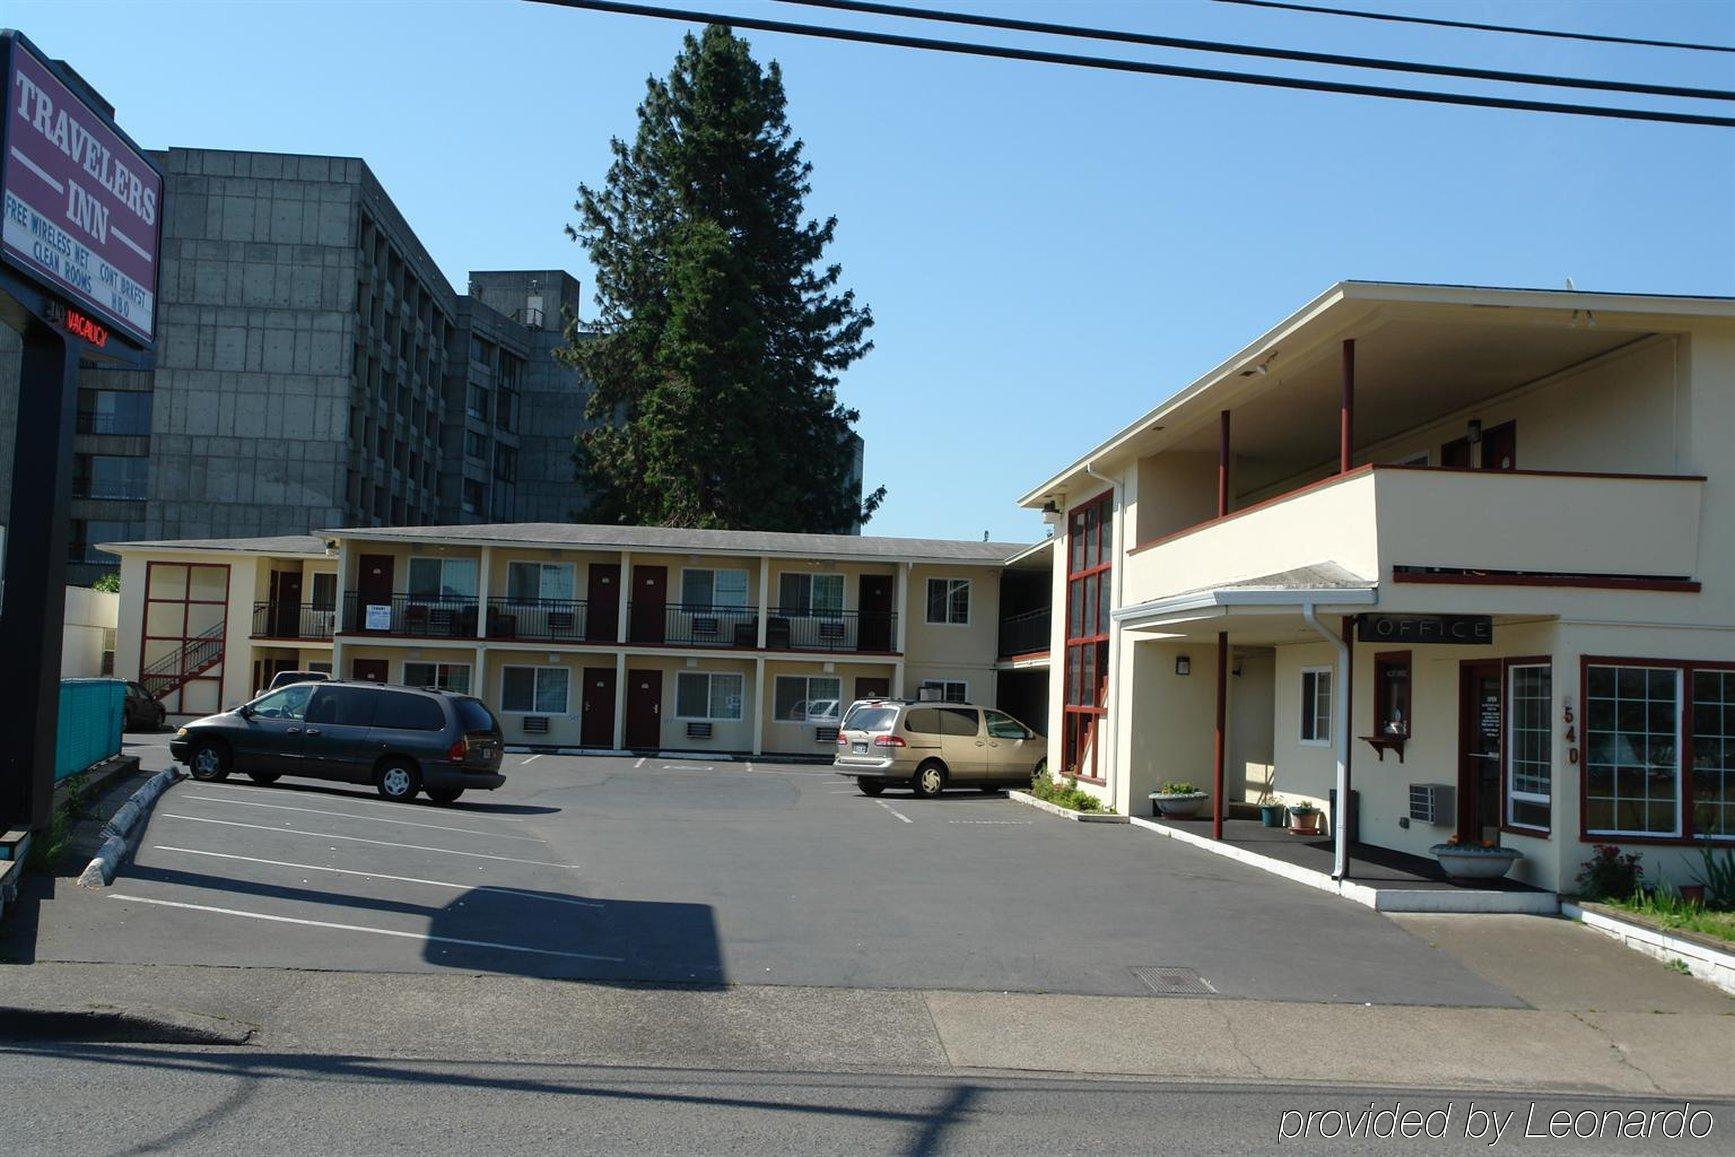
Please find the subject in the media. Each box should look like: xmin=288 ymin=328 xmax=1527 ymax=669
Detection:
xmin=522 ymin=716 xmax=550 ymax=735
xmin=1409 ymin=783 xmax=1453 ymax=826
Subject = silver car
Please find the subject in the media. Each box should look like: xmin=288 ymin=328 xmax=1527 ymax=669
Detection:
xmin=834 ymin=700 xmax=1047 ymax=797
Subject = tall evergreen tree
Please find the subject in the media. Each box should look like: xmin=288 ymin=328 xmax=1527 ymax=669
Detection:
xmin=562 ymin=25 xmax=882 ymax=532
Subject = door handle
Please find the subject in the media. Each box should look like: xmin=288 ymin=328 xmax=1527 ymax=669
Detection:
xmin=975 ymin=740 xmax=986 ymax=747
xmin=304 ymin=728 xmax=321 ymax=737
xmin=286 ymin=727 xmax=301 ymax=735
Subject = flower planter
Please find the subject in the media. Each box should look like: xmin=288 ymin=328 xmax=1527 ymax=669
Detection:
xmin=1258 ymin=803 xmax=1287 ymax=828
xmin=1431 ymin=844 xmax=1522 ymax=882
xmin=1288 ymin=809 xmax=1322 ymax=836
xmin=1679 ymin=883 xmax=1707 ymax=906
xmin=1150 ymin=791 xmax=1208 ymax=819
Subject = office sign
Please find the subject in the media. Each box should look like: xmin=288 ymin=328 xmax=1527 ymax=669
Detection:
xmin=1356 ymin=614 xmax=1492 ymax=646
xmin=1 ymin=33 xmax=161 ymax=345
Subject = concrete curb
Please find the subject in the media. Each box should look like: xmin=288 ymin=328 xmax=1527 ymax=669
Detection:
xmin=1007 ymin=790 xmax=1128 ymax=823
xmin=77 ymin=766 xmax=185 ymax=889
xmin=1563 ymin=901 xmax=1735 ymax=994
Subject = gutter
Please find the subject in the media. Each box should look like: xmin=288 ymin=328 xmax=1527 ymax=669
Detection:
xmin=1301 ymin=603 xmax=1351 ymax=880
xmin=1084 ymin=460 xmax=1124 ymax=791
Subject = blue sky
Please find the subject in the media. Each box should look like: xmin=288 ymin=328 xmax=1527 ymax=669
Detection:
xmin=12 ymin=1 xmax=1734 ymax=543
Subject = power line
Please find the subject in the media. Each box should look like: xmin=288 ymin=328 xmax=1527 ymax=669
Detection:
xmin=527 ymin=0 xmax=1735 ymax=128
xmin=774 ymin=0 xmax=1735 ymax=102
xmin=1215 ymin=0 xmax=1735 ymax=55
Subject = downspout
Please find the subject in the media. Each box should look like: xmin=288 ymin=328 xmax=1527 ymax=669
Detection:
xmin=1084 ymin=461 xmax=1123 ymax=794
xmin=1302 ymin=602 xmax=1351 ymax=880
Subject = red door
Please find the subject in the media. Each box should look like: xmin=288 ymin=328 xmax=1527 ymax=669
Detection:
xmin=586 ymin=563 xmax=620 ymax=642
xmin=351 ymin=658 xmax=389 ymax=684
xmin=269 ymin=570 xmax=303 ymax=637
xmin=630 ymin=566 xmax=667 ymax=644
xmin=624 ymin=669 xmax=663 ymax=750
xmin=855 ymin=676 xmax=891 ymax=701
xmin=1480 ymin=421 xmax=1516 ymax=471
xmin=1458 ymin=659 xmax=1503 ymax=843
xmin=357 ymin=554 xmax=395 ymax=632
xmin=858 ymin=574 xmax=893 ymax=652
xmin=581 ymin=666 xmax=617 ymax=748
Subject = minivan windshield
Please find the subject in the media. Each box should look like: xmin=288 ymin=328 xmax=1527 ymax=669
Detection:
xmin=847 ymin=707 xmax=897 ymax=733
xmin=454 ymin=697 xmax=499 ymax=734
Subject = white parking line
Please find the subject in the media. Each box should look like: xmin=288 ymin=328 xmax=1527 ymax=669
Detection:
xmin=182 ymin=781 xmax=538 ymax=823
xmin=875 ymin=800 xmax=913 ymax=824
xmin=661 ymin=763 xmax=715 ymax=772
xmin=179 ymin=795 xmax=545 ymax=842
xmin=152 ymin=846 xmax=606 ymax=907
xmin=633 ymin=757 xmax=646 ymax=769
xmin=157 ymin=814 xmax=573 ymax=868
xmin=947 ymin=820 xmax=1033 ymax=825
xmin=107 ymin=894 xmax=624 ymax=962
xmin=520 ymin=754 xmax=542 ymax=765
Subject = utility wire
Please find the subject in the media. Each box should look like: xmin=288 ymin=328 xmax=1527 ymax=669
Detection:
xmin=774 ymin=0 xmax=1735 ymax=102
xmin=527 ymin=0 xmax=1735 ymax=128
xmin=1216 ymin=0 xmax=1735 ymax=55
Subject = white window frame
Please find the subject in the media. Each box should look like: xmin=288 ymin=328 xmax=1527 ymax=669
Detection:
xmin=925 ymin=577 xmax=971 ymax=626
xmin=402 ymin=661 xmax=473 ymax=694
xmin=1584 ymin=663 xmax=1683 ymax=839
xmin=408 ymin=555 xmax=478 ymax=598
xmin=773 ymin=675 xmax=843 ymax=722
xmin=778 ymin=572 xmax=845 ymax=614
xmin=920 ymin=679 xmax=969 ymax=704
xmin=1505 ymin=662 xmax=1552 ymax=832
xmin=506 ymin=560 xmax=575 ymax=603
xmin=1299 ymin=667 xmax=1332 ymax=746
xmin=674 ymin=671 xmax=745 ymax=721
xmin=499 ymin=665 xmax=570 ymax=714
xmin=680 ymin=567 xmax=750 ymax=609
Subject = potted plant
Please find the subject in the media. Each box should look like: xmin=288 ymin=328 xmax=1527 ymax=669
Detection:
xmin=1430 ymin=836 xmax=1522 ymax=882
xmin=1287 ymin=800 xmax=1322 ymax=835
xmin=1150 ymin=780 xmax=1209 ymax=819
xmin=1258 ymin=794 xmax=1287 ymax=828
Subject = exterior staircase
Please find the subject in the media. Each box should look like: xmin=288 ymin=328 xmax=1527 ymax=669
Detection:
xmin=139 ymin=622 xmax=225 ymax=702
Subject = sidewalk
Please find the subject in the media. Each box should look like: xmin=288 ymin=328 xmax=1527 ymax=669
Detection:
xmin=4 ymin=912 xmax=1731 ymax=1097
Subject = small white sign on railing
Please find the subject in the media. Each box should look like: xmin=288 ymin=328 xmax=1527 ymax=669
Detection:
xmin=364 ymin=604 xmax=392 ymax=631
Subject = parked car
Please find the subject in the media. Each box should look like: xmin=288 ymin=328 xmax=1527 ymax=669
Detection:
xmin=169 ymin=680 xmax=505 ymax=804
xmin=267 ymin=669 xmax=331 ymax=691
xmin=122 ymin=681 xmax=167 ymax=732
xmin=833 ymin=700 xmax=1046 ymax=797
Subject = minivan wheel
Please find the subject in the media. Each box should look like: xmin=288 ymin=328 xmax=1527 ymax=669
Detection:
xmin=376 ymin=760 xmax=422 ymax=802
xmin=247 ymin=773 xmax=281 ymax=786
xmin=426 ymin=788 xmax=464 ymax=806
xmin=856 ymin=777 xmax=886 ymax=797
xmin=911 ymin=762 xmax=947 ymax=798
xmin=188 ymin=741 xmax=229 ymax=782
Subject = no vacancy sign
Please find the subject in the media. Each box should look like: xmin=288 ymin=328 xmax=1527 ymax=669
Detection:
xmin=1 ymin=33 xmax=161 ymax=346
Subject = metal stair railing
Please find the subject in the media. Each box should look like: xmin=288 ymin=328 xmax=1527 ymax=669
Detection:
xmin=138 ymin=621 xmax=226 ymax=699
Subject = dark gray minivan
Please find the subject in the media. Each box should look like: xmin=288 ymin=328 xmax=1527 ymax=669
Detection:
xmin=170 ymin=680 xmax=505 ymax=804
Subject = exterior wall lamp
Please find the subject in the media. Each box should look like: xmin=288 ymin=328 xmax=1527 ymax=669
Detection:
xmin=1175 ymin=655 xmax=1191 ymax=676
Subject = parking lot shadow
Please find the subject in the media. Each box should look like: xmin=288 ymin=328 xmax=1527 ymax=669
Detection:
xmin=214 ymin=779 xmax=562 ymax=817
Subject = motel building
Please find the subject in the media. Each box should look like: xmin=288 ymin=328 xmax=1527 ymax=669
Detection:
xmin=103 ymin=525 xmax=1054 ymax=761
xmin=1019 ymin=282 xmax=1735 ymax=896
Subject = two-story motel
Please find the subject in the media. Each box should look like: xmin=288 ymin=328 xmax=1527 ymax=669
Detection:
xmin=1020 ymin=282 xmax=1735 ymax=893
xmin=105 ymin=524 xmax=1052 ymax=759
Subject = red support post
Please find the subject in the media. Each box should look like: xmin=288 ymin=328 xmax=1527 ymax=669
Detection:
xmin=1213 ymin=630 xmax=1228 ymax=840
xmin=1340 ymin=339 xmax=1355 ymax=474
xmin=1217 ymin=409 xmax=1231 ymax=518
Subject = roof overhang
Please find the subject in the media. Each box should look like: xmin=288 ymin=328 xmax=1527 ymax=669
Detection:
xmin=1114 ymin=584 xmax=1377 ymax=632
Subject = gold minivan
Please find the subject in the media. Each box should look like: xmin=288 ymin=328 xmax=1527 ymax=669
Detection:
xmin=834 ymin=700 xmax=1047 ymax=797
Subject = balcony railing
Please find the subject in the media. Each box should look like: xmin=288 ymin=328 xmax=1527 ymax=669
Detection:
xmin=997 ymin=608 xmax=1051 ymax=658
xmin=252 ymin=601 xmax=337 ymax=640
xmin=485 ymin=598 xmax=597 ymax=643
xmin=766 ymin=607 xmax=896 ymax=653
xmin=342 ymin=592 xmax=480 ymax=638
xmin=628 ymin=602 xmax=760 ymax=648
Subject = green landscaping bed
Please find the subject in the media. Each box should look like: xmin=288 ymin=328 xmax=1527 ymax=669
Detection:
xmin=1593 ymin=897 xmax=1735 ymax=949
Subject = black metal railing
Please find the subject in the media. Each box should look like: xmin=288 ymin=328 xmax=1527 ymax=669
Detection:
xmin=628 ymin=602 xmax=760 ymax=647
xmin=251 ymin=601 xmax=337 ymax=640
xmin=765 ymin=607 xmax=897 ymax=653
xmin=342 ymin=592 xmax=480 ymax=638
xmin=485 ymin=598 xmax=590 ymax=642
xmin=998 ymin=608 xmax=1051 ymax=658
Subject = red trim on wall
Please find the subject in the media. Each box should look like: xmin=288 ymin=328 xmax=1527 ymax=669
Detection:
xmin=1393 ymin=571 xmax=1700 ymax=593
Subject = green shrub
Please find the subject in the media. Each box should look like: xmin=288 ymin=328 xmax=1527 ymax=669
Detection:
xmin=1028 ymin=773 xmax=1105 ymax=813
xmin=1575 ymin=844 xmax=1643 ymax=900
xmin=1157 ymin=781 xmax=1199 ymax=796
xmin=1693 ymin=844 xmax=1735 ymax=909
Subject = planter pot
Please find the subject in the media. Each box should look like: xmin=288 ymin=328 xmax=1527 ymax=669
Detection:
xmin=1151 ymin=792 xmax=1208 ymax=819
xmin=1259 ymin=803 xmax=1287 ymax=828
xmin=1288 ymin=810 xmax=1322 ymax=835
xmin=1430 ymin=844 xmax=1522 ymax=882
xmin=1679 ymin=883 xmax=1707 ymax=906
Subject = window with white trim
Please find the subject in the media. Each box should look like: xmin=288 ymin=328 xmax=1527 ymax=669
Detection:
xmin=403 ymin=661 xmax=471 ymax=694
xmin=1693 ymin=670 xmax=1735 ymax=840
xmin=680 ymin=568 xmax=749 ymax=609
xmin=506 ymin=561 xmax=574 ymax=602
xmin=920 ymin=679 xmax=968 ymax=704
xmin=408 ymin=556 xmax=478 ymax=597
xmin=1506 ymin=663 xmax=1552 ymax=830
xmin=501 ymin=666 xmax=569 ymax=714
xmin=675 ymin=672 xmax=744 ymax=721
xmin=779 ymin=572 xmax=843 ymax=614
xmin=1585 ymin=665 xmax=1680 ymax=837
xmin=774 ymin=675 xmax=842 ymax=721
xmin=925 ymin=578 xmax=970 ymax=625
xmin=1299 ymin=667 xmax=1332 ymax=745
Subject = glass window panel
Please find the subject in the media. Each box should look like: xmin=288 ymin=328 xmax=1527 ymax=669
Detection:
xmin=714 ymin=570 xmax=748 ymax=608
xmin=502 ymin=667 xmax=536 ymax=712
xmin=534 ymin=668 xmax=569 ymax=714
xmin=948 ymin=580 xmax=970 ymax=624
xmin=1506 ymin=664 xmax=1551 ymax=828
xmin=926 ymin=579 xmax=947 ymax=624
xmin=812 ymin=575 xmax=843 ymax=613
xmin=683 ymin=570 xmax=716 ymax=607
xmin=711 ymin=674 xmax=744 ymax=720
xmin=676 ymin=672 xmax=709 ymax=718
xmin=1585 ymin=665 xmax=1680 ymax=836
xmin=408 ymin=558 xmax=442 ymax=596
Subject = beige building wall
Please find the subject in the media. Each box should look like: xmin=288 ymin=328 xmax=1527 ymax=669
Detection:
xmin=62 ymin=586 xmax=119 ymax=678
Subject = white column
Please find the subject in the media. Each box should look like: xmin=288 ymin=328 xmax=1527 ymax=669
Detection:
xmin=331 ymin=638 xmax=347 ymax=682
xmin=895 ymin=562 xmax=910 ymax=655
xmin=475 ymin=546 xmax=492 ymax=639
xmin=473 ymin=644 xmax=487 ymax=702
xmin=751 ymin=656 xmax=766 ymax=755
xmin=617 ymin=550 xmax=632 ymax=644
xmin=891 ymin=658 xmax=905 ymax=698
xmin=756 ymin=557 xmax=771 ymax=648
xmin=612 ymin=650 xmax=627 ymax=751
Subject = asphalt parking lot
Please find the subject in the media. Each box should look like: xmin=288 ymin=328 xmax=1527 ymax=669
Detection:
xmin=6 ymin=735 xmax=1522 ymax=1006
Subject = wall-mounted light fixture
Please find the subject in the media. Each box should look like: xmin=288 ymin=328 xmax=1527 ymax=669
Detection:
xmin=1041 ymin=499 xmax=1062 ymax=526
xmin=1175 ymin=655 xmax=1191 ymax=676
xmin=1232 ymin=657 xmax=1244 ymax=678
xmin=1467 ymin=419 xmax=1483 ymax=444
